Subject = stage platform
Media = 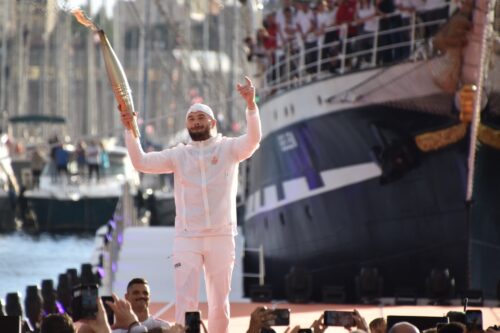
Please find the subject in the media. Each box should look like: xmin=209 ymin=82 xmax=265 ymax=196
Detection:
xmin=148 ymin=302 xmax=500 ymax=332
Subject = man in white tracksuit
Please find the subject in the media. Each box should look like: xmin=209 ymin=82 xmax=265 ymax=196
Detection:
xmin=121 ymin=76 xmax=261 ymax=333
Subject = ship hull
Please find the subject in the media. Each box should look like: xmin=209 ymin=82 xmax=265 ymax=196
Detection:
xmin=28 ymin=196 xmax=119 ymax=232
xmin=243 ymin=72 xmax=500 ymax=301
xmin=0 ymin=194 xmax=16 ymax=232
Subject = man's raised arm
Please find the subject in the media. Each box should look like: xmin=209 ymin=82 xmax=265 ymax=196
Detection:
xmin=233 ymin=76 xmax=262 ymax=161
xmin=120 ymin=106 xmax=176 ymax=174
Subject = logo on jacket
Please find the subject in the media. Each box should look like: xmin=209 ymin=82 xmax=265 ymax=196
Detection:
xmin=211 ymin=156 xmax=219 ymax=165
xmin=174 ymin=262 xmax=181 ymax=269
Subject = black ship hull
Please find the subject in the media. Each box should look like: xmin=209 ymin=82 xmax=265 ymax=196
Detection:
xmin=243 ymin=83 xmax=500 ymax=301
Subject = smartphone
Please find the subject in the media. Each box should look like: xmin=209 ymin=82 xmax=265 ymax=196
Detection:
xmin=71 ymin=284 xmax=98 ymax=321
xmin=185 ymin=311 xmax=201 ymax=333
xmin=101 ymin=296 xmax=114 ymax=325
xmin=324 ymin=310 xmax=355 ymax=327
xmin=465 ymin=310 xmax=482 ymax=331
xmin=298 ymin=329 xmax=313 ymax=333
xmin=270 ymin=308 xmax=290 ymax=326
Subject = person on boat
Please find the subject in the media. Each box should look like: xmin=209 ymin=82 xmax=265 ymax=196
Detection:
xmin=75 ymin=140 xmax=87 ymax=179
xmin=86 ymin=140 xmax=101 ymax=182
xmin=120 ymin=76 xmax=262 ymax=333
xmin=30 ymin=147 xmax=46 ymax=189
xmin=54 ymin=143 xmax=70 ymax=183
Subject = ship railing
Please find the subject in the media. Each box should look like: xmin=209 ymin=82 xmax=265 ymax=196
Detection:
xmin=243 ymin=244 xmax=266 ymax=286
xmin=260 ymin=6 xmax=450 ymax=97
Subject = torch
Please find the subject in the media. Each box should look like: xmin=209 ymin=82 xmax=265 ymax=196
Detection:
xmin=72 ymin=9 xmax=140 ymax=138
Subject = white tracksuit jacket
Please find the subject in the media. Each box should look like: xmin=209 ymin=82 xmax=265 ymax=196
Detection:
xmin=125 ymin=108 xmax=261 ymax=235
xmin=125 ymin=108 xmax=261 ymax=332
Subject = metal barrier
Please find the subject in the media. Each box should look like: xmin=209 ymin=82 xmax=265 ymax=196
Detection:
xmin=99 ymin=182 xmax=141 ymax=295
xmin=243 ymin=245 xmax=266 ymax=286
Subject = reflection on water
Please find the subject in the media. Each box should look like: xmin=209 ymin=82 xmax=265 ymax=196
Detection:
xmin=0 ymin=232 xmax=94 ymax=299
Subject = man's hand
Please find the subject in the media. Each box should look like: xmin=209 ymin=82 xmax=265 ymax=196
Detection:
xmin=285 ymin=326 xmax=301 ymax=333
xmin=78 ymin=297 xmax=111 ymax=333
xmin=247 ymin=306 xmax=277 ymax=333
xmin=164 ymin=323 xmax=187 ymax=333
xmin=312 ymin=314 xmax=327 ymax=333
xmin=236 ymin=76 xmax=256 ymax=110
xmin=117 ymin=104 xmax=138 ymax=129
xmin=106 ymin=293 xmax=139 ymax=330
xmin=351 ymin=310 xmax=368 ymax=332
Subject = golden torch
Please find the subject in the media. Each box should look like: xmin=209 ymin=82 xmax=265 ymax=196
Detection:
xmin=72 ymin=8 xmax=140 ymax=138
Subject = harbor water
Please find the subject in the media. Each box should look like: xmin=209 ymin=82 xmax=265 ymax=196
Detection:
xmin=0 ymin=232 xmax=94 ymax=300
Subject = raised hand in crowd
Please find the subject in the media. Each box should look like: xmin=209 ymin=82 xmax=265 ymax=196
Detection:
xmin=352 ymin=309 xmax=369 ymax=332
xmin=106 ymin=293 xmax=139 ymax=330
xmin=312 ymin=313 xmax=327 ymax=333
xmin=486 ymin=326 xmax=500 ymax=333
xmin=247 ymin=306 xmax=277 ymax=333
xmin=77 ymin=297 xmax=111 ymax=333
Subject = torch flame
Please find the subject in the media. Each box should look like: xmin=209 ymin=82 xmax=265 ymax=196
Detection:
xmin=71 ymin=8 xmax=100 ymax=31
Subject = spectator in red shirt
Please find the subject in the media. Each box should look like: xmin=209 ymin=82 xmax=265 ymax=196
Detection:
xmin=336 ymin=0 xmax=358 ymax=68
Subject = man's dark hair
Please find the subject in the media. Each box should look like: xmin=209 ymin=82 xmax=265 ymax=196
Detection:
xmin=127 ymin=278 xmax=149 ymax=290
xmin=438 ymin=322 xmax=466 ymax=333
xmin=370 ymin=318 xmax=387 ymax=330
xmin=40 ymin=314 xmax=75 ymax=333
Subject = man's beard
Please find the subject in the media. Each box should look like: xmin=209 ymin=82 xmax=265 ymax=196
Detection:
xmin=189 ymin=127 xmax=211 ymax=141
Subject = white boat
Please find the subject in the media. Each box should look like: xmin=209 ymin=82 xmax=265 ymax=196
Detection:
xmin=24 ymin=145 xmax=139 ymax=232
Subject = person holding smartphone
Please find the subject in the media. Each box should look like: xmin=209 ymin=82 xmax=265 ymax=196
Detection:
xmin=246 ymin=306 xmax=277 ymax=333
xmin=76 ymin=294 xmax=185 ymax=333
xmin=112 ymin=278 xmax=171 ymax=333
xmin=246 ymin=308 xmax=327 ymax=333
xmin=121 ymin=76 xmax=261 ymax=333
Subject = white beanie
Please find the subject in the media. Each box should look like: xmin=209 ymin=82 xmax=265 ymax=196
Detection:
xmin=186 ymin=103 xmax=215 ymax=120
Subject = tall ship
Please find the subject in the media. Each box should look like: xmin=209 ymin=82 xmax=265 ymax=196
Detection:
xmin=242 ymin=0 xmax=500 ymax=301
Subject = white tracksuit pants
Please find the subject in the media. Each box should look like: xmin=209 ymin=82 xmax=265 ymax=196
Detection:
xmin=173 ymin=235 xmax=235 ymax=333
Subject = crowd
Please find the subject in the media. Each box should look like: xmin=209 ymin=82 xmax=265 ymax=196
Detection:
xmin=23 ymin=276 xmax=499 ymax=333
xmin=244 ymin=0 xmax=451 ymax=82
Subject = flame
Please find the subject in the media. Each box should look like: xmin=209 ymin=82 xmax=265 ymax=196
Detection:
xmin=71 ymin=8 xmax=99 ymax=31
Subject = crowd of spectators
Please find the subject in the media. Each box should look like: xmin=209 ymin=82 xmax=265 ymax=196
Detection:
xmin=245 ymin=0 xmax=451 ymax=83
xmin=3 ymin=275 xmax=500 ymax=333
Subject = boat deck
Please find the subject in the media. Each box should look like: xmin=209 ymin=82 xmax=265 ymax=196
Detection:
xmin=148 ymin=302 xmax=500 ymax=332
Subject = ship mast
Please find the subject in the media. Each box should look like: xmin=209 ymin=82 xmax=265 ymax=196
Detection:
xmin=139 ymin=0 xmax=152 ymax=139
xmin=86 ymin=0 xmax=98 ymax=137
xmin=17 ymin=1 xmax=33 ymax=119
xmin=0 ymin=0 xmax=10 ymax=118
xmin=58 ymin=1 xmax=71 ymax=136
xmin=465 ymin=0 xmax=496 ymax=202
